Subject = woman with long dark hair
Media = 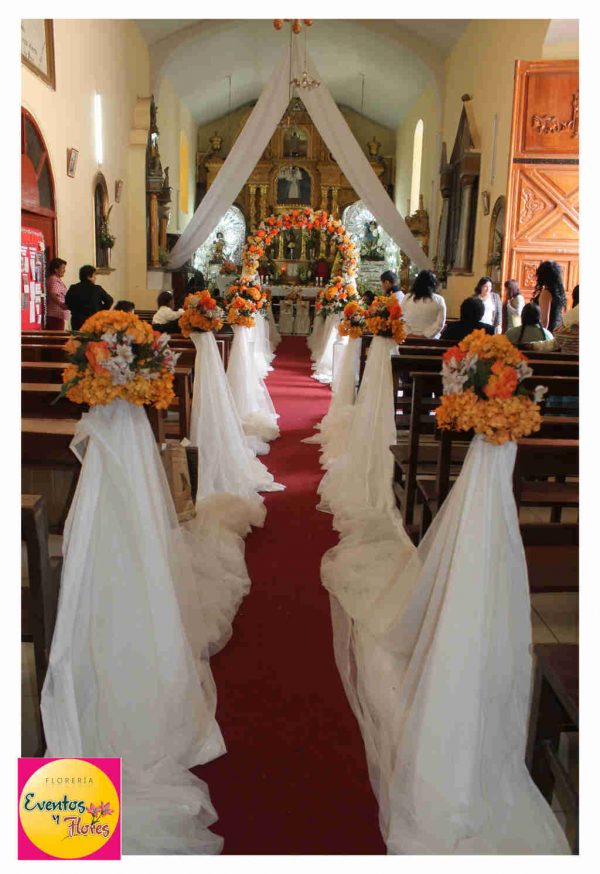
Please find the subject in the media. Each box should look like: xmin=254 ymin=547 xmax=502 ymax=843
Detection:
xmin=504 ymin=279 xmax=525 ymax=330
xmin=505 ymin=302 xmax=553 ymax=346
xmin=401 ymin=269 xmax=446 ymax=338
xmin=473 ymin=276 xmax=502 ymax=334
xmin=533 ymin=260 xmax=566 ymax=332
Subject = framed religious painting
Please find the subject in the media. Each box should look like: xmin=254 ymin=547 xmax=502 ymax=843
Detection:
xmin=276 ymin=165 xmax=312 ymax=206
xmin=67 ymin=148 xmax=79 ymax=178
xmin=21 ymin=19 xmax=56 ymax=90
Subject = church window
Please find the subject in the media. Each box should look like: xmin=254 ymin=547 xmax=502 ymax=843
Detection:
xmin=93 ymin=172 xmax=109 ymax=269
xmin=410 ymin=120 xmax=424 ymax=215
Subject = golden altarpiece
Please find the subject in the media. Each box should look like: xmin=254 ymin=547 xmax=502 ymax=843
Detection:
xmin=197 ymin=99 xmax=397 ymax=281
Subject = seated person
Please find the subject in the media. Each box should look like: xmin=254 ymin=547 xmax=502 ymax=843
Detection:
xmin=505 ymin=302 xmax=553 ymax=346
xmin=152 ymin=291 xmax=184 ymax=334
xmin=113 ymin=300 xmax=135 ymax=313
xmin=530 ymin=296 xmax=579 ymax=356
xmin=440 ymin=296 xmax=494 ymax=342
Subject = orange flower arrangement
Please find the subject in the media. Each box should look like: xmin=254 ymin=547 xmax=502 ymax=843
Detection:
xmin=364 ymin=294 xmax=407 ymax=345
xmin=178 ymin=290 xmax=225 ymax=337
xmin=57 ymin=311 xmax=178 ymax=410
xmin=435 ymin=329 xmax=545 ymax=445
xmin=239 ymin=208 xmax=359 ymax=286
xmin=224 ymin=281 xmax=266 ymax=327
xmin=338 ymin=299 xmax=368 ymax=338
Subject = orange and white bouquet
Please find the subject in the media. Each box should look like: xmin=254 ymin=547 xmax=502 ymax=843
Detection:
xmin=338 ymin=299 xmax=368 ymax=338
xmin=435 ymin=330 xmax=546 ymax=445
xmin=58 ymin=310 xmax=178 ymax=409
xmin=178 ymin=290 xmax=225 ymax=337
xmin=224 ymin=280 xmax=265 ymax=328
xmin=364 ymin=294 xmax=407 ymax=345
xmin=319 ymin=276 xmax=361 ymax=317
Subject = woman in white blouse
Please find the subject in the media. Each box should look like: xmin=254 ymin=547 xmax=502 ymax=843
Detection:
xmin=474 ymin=276 xmax=502 ymax=334
xmin=401 ymin=270 xmax=447 ymax=339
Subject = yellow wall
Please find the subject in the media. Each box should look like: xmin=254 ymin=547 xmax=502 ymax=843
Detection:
xmin=155 ymin=75 xmax=198 ymax=233
xmin=395 ymin=82 xmax=440 ymax=220
xmin=195 ymin=103 xmax=396 ymax=166
xmin=393 ymin=19 xmax=579 ymax=315
xmin=21 ymin=19 xmax=151 ymax=303
xmin=439 ymin=19 xmax=552 ymax=315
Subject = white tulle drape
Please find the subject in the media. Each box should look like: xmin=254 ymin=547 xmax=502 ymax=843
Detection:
xmin=312 ymin=314 xmax=345 ymax=385
xmin=294 ymin=300 xmax=311 ymax=335
xmin=266 ymin=305 xmax=281 ymax=349
xmin=227 ymin=324 xmax=280 ymax=448
xmin=189 ymin=331 xmax=283 ymax=508
xmin=41 ymin=400 xmax=228 ymax=855
xmin=308 ymin=314 xmax=326 ymax=361
xmin=317 ymin=336 xmax=405 ymax=530
xmin=255 ymin=315 xmax=275 ymax=373
xmin=303 ymin=335 xmax=361 ymax=467
xmin=168 ymin=43 xmax=431 ymax=271
xmin=321 ymin=436 xmax=569 ymax=854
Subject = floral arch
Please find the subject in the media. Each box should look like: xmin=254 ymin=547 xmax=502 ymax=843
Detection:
xmin=240 ymin=209 xmax=359 ymax=283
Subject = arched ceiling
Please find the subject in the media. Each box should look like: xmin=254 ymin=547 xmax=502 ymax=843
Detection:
xmin=137 ymin=19 xmax=468 ymax=130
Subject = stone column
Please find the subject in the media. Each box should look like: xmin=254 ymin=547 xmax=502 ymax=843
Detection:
xmin=319 ymin=185 xmax=329 ymax=258
xmin=300 ymin=228 xmax=307 ymax=261
xmin=331 ymin=186 xmax=339 ymax=218
xmin=249 ymin=184 xmax=257 ymax=232
xmin=436 ymin=198 xmax=450 ymax=265
xmin=149 ymin=193 xmax=159 ymax=268
xmin=259 ymin=185 xmax=268 ymax=224
xmin=455 ymin=175 xmax=476 ymax=272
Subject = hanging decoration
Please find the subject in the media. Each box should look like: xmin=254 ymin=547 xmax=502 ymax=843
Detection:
xmin=273 ymin=19 xmax=314 ymax=34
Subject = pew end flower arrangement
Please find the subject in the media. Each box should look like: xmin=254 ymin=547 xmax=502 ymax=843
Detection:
xmin=435 ymin=329 xmax=547 ymax=445
xmin=364 ymin=294 xmax=407 ymax=345
xmin=178 ymin=290 xmax=225 ymax=337
xmin=338 ymin=299 xmax=368 ymax=338
xmin=224 ymin=280 xmax=265 ymax=328
xmin=57 ymin=311 xmax=179 ymax=409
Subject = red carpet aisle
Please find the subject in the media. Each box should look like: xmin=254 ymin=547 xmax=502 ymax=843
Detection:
xmin=196 ymin=336 xmax=385 ymax=854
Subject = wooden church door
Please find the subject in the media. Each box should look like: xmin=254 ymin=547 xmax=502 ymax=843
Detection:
xmin=503 ymin=60 xmax=579 ymax=305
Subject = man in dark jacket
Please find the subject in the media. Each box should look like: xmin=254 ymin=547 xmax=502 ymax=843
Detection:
xmin=65 ymin=265 xmax=113 ymax=331
xmin=440 ymin=296 xmax=495 ymax=343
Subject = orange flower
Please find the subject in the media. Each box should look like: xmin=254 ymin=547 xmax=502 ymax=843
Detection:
xmin=85 ymin=341 xmax=111 ymax=373
xmin=484 ymin=364 xmax=518 ymax=400
xmin=443 ymin=346 xmax=466 ymax=365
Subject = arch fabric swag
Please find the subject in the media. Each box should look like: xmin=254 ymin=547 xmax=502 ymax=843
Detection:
xmin=169 ymin=41 xmax=432 ymax=271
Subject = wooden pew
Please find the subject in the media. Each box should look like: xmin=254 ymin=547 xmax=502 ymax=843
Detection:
xmin=22 ymin=357 xmax=194 ymax=441
xmin=414 ymin=376 xmax=579 ymax=535
xmin=526 ymin=643 xmax=578 ymax=852
xmin=22 ymin=494 xmax=62 ymax=754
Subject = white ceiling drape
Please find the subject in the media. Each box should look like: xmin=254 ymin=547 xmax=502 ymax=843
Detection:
xmin=169 ymin=43 xmax=432 ymax=271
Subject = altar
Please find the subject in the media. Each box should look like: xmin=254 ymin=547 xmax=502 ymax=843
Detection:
xmin=266 ymin=285 xmax=320 ymax=299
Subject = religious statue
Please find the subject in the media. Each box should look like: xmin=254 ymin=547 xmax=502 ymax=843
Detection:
xmin=286 ymin=236 xmax=297 ymax=260
xmin=209 ymin=131 xmax=223 ymax=154
xmin=367 ymin=136 xmax=381 ymax=158
xmin=209 ymin=231 xmax=226 ymax=264
xmin=277 ymin=165 xmax=311 ymax=204
xmin=361 ymin=219 xmax=385 ymax=261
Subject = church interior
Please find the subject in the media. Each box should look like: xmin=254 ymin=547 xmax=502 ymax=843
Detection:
xmin=19 ymin=14 xmax=582 ymax=860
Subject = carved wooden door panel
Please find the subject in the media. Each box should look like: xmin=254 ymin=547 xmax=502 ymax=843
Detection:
xmin=503 ymin=60 xmax=579 ymax=305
